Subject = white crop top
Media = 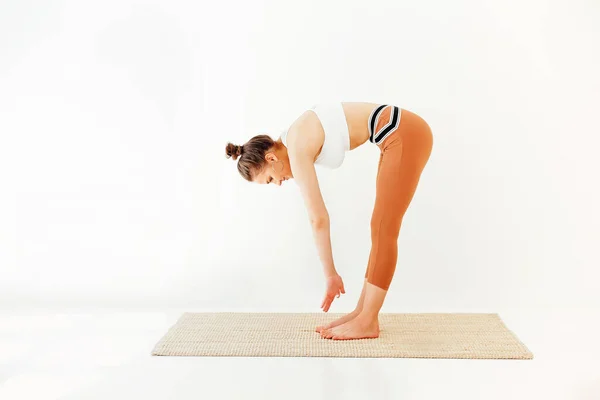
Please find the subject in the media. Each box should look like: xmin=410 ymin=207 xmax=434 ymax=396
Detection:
xmin=281 ymin=103 xmax=350 ymax=169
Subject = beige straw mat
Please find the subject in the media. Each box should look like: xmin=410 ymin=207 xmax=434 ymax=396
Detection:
xmin=151 ymin=312 xmax=532 ymax=359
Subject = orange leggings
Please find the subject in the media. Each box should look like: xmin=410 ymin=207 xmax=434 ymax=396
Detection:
xmin=365 ymin=106 xmax=433 ymax=290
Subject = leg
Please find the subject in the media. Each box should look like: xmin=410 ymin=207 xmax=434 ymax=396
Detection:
xmin=316 ymin=151 xmax=385 ymax=333
xmin=322 ymin=109 xmax=433 ymax=340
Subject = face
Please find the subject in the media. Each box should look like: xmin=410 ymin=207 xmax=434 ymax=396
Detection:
xmin=253 ymin=150 xmax=293 ymax=186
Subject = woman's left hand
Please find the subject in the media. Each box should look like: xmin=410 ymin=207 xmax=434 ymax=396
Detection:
xmin=321 ymin=274 xmax=346 ymax=312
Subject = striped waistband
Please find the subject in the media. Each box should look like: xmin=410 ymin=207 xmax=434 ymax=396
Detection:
xmin=368 ymin=105 xmax=401 ymax=145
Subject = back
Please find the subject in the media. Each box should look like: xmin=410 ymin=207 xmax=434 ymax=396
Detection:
xmin=282 ymin=102 xmax=382 ymax=167
xmin=340 ymin=102 xmax=382 ymax=149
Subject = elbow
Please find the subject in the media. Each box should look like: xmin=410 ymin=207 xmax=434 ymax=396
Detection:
xmin=310 ymin=214 xmax=329 ymax=231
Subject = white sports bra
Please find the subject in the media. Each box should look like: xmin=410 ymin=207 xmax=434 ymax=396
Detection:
xmin=281 ymin=103 xmax=350 ymax=169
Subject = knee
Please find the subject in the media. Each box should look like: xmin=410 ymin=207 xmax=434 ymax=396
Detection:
xmin=377 ymin=217 xmax=402 ymax=239
xmin=370 ymin=216 xmax=380 ymax=234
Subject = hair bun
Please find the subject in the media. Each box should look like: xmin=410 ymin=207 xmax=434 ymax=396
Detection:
xmin=225 ymin=142 xmax=243 ymax=160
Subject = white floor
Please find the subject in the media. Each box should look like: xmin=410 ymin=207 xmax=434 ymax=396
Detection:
xmin=0 ymin=307 xmax=598 ymax=400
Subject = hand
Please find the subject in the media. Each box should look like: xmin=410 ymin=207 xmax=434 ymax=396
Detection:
xmin=321 ymin=274 xmax=345 ymax=312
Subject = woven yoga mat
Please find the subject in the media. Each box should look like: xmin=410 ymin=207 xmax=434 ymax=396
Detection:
xmin=151 ymin=312 xmax=532 ymax=359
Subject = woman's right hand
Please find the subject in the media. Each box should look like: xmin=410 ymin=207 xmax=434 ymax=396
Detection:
xmin=321 ymin=274 xmax=346 ymax=312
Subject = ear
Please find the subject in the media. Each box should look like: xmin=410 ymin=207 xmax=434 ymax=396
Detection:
xmin=265 ymin=152 xmax=278 ymax=163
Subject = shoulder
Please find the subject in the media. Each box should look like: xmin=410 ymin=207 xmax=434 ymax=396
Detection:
xmin=286 ymin=110 xmax=323 ymax=156
xmin=290 ymin=109 xmax=317 ymax=130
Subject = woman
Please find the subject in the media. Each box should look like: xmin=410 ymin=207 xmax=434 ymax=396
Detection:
xmin=225 ymin=102 xmax=433 ymax=340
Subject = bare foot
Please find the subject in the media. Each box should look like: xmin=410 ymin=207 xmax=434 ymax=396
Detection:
xmin=315 ymin=310 xmax=361 ymax=333
xmin=321 ymin=315 xmax=380 ymax=340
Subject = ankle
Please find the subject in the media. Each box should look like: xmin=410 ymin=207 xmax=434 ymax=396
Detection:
xmin=357 ymin=310 xmax=379 ymax=323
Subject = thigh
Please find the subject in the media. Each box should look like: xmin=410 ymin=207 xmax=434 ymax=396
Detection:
xmin=372 ymin=133 xmax=431 ymax=228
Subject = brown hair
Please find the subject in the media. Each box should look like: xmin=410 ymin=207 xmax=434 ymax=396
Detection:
xmin=225 ymin=134 xmax=277 ymax=181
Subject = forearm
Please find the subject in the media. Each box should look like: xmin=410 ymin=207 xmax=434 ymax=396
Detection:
xmin=311 ymin=216 xmax=337 ymax=278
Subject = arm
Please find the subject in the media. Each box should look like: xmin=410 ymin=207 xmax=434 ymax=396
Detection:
xmin=286 ymin=122 xmax=345 ymax=312
xmin=288 ymin=147 xmax=337 ymax=278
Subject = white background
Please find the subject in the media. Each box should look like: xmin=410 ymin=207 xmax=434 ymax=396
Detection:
xmin=1 ymin=0 xmax=599 ymax=312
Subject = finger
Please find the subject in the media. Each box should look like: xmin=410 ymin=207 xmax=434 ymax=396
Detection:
xmin=321 ymin=293 xmax=329 ymax=309
xmin=341 ymin=283 xmax=346 ymax=294
xmin=324 ymin=297 xmax=333 ymax=312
